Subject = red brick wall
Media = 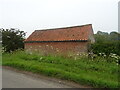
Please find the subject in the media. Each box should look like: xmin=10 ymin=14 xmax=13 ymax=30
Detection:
xmin=25 ymin=42 xmax=88 ymax=55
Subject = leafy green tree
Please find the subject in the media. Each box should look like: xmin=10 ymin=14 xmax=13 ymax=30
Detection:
xmin=1 ymin=28 xmax=26 ymax=52
xmin=97 ymin=31 xmax=109 ymax=35
xmin=110 ymin=32 xmax=120 ymax=41
xmin=94 ymin=31 xmax=109 ymax=43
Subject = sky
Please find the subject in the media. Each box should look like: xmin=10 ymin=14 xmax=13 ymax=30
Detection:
xmin=0 ymin=0 xmax=119 ymax=38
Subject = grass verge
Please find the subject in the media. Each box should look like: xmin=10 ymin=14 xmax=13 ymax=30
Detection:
xmin=2 ymin=51 xmax=119 ymax=88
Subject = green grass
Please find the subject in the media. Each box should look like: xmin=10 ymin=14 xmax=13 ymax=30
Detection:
xmin=2 ymin=51 xmax=119 ymax=88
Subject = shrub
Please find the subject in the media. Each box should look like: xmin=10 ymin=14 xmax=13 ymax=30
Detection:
xmin=91 ymin=41 xmax=120 ymax=56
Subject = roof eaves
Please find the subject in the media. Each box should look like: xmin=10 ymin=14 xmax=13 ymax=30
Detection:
xmin=24 ymin=40 xmax=88 ymax=43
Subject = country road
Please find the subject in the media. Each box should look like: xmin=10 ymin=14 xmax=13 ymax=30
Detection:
xmin=2 ymin=67 xmax=89 ymax=88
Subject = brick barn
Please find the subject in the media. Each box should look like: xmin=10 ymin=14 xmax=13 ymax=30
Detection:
xmin=24 ymin=24 xmax=95 ymax=55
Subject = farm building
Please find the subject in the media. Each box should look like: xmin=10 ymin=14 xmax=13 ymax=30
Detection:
xmin=24 ymin=24 xmax=95 ymax=55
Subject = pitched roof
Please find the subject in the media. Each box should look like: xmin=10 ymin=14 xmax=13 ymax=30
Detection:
xmin=25 ymin=24 xmax=93 ymax=42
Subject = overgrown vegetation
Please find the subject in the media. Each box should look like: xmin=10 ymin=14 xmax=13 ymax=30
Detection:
xmin=2 ymin=50 xmax=119 ymax=88
xmin=91 ymin=41 xmax=120 ymax=56
xmin=91 ymin=31 xmax=120 ymax=56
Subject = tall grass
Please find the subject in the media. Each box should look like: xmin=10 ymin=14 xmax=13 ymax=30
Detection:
xmin=2 ymin=51 xmax=119 ymax=88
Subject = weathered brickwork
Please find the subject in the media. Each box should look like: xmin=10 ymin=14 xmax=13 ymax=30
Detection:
xmin=25 ymin=41 xmax=88 ymax=55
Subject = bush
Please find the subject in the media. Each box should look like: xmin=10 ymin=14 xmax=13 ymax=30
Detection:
xmin=91 ymin=41 xmax=120 ymax=56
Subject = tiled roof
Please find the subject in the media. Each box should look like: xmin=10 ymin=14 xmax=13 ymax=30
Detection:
xmin=25 ymin=24 xmax=93 ymax=42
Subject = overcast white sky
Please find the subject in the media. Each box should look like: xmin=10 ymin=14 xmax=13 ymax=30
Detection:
xmin=0 ymin=0 xmax=119 ymax=38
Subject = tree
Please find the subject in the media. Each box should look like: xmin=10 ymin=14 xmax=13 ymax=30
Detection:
xmin=94 ymin=31 xmax=109 ymax=43
xmin=94 ymin=31 xmax=120 ymax=43
xmin=97 ymin=31 xmax=109 ymax=35
xmin=1 ymin=28 xmax=26 ymax=52
xmin=110 ymin=32 xmax=120 ymax=41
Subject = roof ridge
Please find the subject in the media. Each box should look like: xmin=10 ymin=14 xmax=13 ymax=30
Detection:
xmin=35 ymin=24 xmax=92 ymax=31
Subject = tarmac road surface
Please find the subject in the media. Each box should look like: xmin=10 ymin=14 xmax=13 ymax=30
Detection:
xmin=2 ymin=67 xmax=89 ymax=88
